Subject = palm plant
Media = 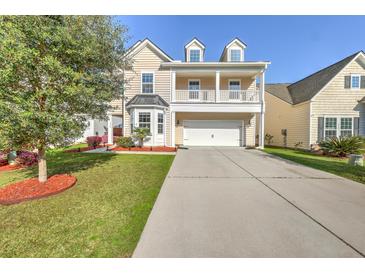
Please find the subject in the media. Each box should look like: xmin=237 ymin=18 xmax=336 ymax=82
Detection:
xmin=319 ymin=136 xmax=363 ymax=157
xmin=133 ymin=127 xmax=151 ymax=147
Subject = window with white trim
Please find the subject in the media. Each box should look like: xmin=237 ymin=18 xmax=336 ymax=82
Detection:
xmin=351 ymin=75 xmax=360 ymax=89
xmin=189 ymin=49 xmax=200 ymax=62
xmin=324 ymin=117 xmax=337 ymax=139
xmin=230 ymin=49 xmax=241 ymax=62
xmin=228 ymin=80 xmax=241 ymax=100
xmin=340 ymin=117 xmax=353 ymax=137
xmin=141 ymin=73 xmax=154 ymax=93
xmin=138 ymin=112 xmax=151 ymax=131
xmin=324 ymin=117 xmax=353 ymax=139
xmin=157 ymin=113 xmax=164 ymax=134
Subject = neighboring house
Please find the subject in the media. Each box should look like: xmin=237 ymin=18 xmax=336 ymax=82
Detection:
xmin=101 ymin=38 xmax=269 ymax=147
xmin=265 ymin=51 xmax=365 ymax=149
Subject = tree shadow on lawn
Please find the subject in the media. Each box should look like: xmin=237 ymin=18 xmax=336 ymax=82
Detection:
xmin=9 ymin=151 xmax=118 ymax=182
xmin=264 ymin=149 xmax=365 ymax=184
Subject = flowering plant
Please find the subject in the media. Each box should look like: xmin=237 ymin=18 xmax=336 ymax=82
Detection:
xmin=15 ymin=151 xmax=38 ymax=166
xmin=0 ymin=152 xmax=8 ymax=166
xmin=86 ymin=136 xmax=102 ymax=148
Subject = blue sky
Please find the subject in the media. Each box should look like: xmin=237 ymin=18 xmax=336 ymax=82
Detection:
xmin=116 ymin=16 xmax=365 ymax=83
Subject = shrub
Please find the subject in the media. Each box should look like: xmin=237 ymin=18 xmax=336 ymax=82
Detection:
xmin=133 ymin=127 xmax=151 ymax=147
xmin=101 ymin=134 xmax=108 ymax=144
xmin=116 ymin=136 xmax=135 ymax=148
xmin=294 ymin=141 xmax=303 ymax=149
xmin=0 ymin=152 xmax=8 ymax=167
xmin=265 ymin=134 xmax=274 ymax=145
xmin=319 ymin=136 xmax=363 ymax=157
xmin=86 ymin=136 xmax=102 ymax=148
xmin=15 ymin=151 xmax=38 ymax=167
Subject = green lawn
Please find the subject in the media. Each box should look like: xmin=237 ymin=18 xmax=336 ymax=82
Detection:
xmin=264 ymin=147 xmax=365 ymax=185
xmin=0 ymin=149 xmax=174 ymax=257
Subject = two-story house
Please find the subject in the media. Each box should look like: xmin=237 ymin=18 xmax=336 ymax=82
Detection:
xmin=265 ymin=51 xmax=365 ymax=149
xmin=102 ymin=38 xmax=270 ymax=148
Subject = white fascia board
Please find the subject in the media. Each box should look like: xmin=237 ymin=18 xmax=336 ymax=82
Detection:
xmin=170 ymin=103 xmax=262 ymax=113
xmin=126 ymin=104 xmax=167 ymax=110
xmin=185 ymin=38 xmax=205 ymax=49
xmin=226 ymin=38 xmax=247 ymax=49
xmin=161 ymin=61 xmax=270 ymax=68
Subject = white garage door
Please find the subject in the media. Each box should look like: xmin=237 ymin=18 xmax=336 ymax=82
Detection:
xmin=183 ymin=120 xmax=242 ymax=146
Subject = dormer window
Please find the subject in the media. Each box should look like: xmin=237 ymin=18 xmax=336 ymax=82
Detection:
xmin=220 ymin=38 xmax=247 ymax=62
xmin=189 ymin=49 xmax=201 ymax=62
xmin=185 ymin=38 xmax=205 ymax=62
xmin=230 ymin=49 xmax=241 ymax=62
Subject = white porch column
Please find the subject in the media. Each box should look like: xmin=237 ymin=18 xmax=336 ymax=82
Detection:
xmin=258 ymin=72 xmax=265 ymax=148
xmin=89 ymin=118 xmax=95 ymax=136
xmin=259 ymin=71 xmax=265 ymax=104
xmin=215 ymin=71 xmax=220 ymax=102
xmin=107 ymin=114 xmax=113 ymax=144
xmin=171 ymin=111 xmax=176 ymax=147
xmin=171 ymin=70 xmax=176 ymax=102
xmin=259 ymin=112 xmax=265 ymax=148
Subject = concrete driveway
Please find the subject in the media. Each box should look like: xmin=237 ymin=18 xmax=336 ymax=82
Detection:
xmin=133 ymin=147 xmax=365 ymax=257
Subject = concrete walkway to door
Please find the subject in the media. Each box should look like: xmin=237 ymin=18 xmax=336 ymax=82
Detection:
xmin=133 ymin=147 xmax=365 ymax=257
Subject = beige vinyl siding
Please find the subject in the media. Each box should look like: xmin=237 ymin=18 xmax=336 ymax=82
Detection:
xmin=176 ymin=76 xmax=215 ymax=90
xmin=310 ymin=58 xmax=365 ymax=144
xmin=123 ymin=45 xmax=172 ymax=145
xmin=220 ymin=77 xmax=256 ymax=91
xmin=245 ymin=114 xmax=256 ymax=146
xmin=109 ymin=99 xmax=123 ymax=110
xmin=265 ymin=92 xmax=310 ymax=149
xmin=175 ymin=76 xmax=256 ymax=91
xmin=175 ymin=112 xmax=256 ymax=146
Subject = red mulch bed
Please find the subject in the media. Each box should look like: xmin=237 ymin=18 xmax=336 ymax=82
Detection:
xmin=112 ymin=146 xmax=177 ymax=152
xmin=64 ymin=145 xmax=111 ymax=153
xmin=0 ymin=164 xmax=23 ymax=172
xmin=0 ymin=174 xmax=77 ymax=205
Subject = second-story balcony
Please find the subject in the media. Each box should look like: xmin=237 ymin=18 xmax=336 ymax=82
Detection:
xmin=162 ymin=61 xmax=269 ymax=106
xmin=174 ymin=89 xmax=260 ymax=103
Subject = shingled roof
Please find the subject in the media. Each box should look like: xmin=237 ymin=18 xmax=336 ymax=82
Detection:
xmin=125 ymin=94 xmax=169 ymax=108
xmin=266 ymin=51 xmax=364 ymax=105
xmin=265 ymin=83 xmax=293 ymax=104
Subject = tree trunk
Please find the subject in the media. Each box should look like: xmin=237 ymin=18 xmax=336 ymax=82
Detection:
xmin=38 ymin=148 xmax=47 ymax=183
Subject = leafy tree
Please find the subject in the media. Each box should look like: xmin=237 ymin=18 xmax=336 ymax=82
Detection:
xmin=133 ymin=127 xmax=151 ymax=147
xmin=0 ymin=16 xmax=129 ymax=182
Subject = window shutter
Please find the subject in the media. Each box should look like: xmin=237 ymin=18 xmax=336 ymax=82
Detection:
xmin=361 ymin=76 xmax=365 ymax=89
xmin=318 ymin=117 xmax=324 ymax=142
xmin=354 ymin=117 xmax=360 ymax=136
xmin=344 ymin=76 xmax=351 ymax=88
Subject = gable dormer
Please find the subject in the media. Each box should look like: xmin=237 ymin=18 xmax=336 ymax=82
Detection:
xmin=220 ymin=38 xmax=247 ymax=62
xmin=126 ymin=38 xmax=173 ymax=63
xmin=185 ymin=38 xmax=205 ymax=62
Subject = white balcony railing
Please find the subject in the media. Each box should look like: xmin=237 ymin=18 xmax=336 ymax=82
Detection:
xmin=175 ymin=90 xmax=216 ymax=102
xmin=174 ymin=89 xmax=260 ymax=103
xmin=219 ymin=90 xmax=259 ymax=102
